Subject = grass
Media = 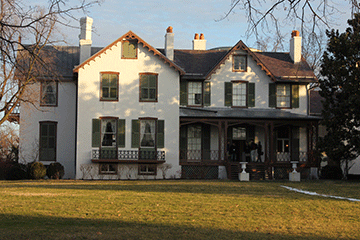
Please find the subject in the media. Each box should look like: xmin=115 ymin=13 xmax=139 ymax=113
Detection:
xmin=0 ymin=180 xmax=359 ymax=240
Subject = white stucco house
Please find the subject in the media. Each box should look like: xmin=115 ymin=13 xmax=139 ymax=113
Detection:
xmin=19 ymin=17 xmax=320 ymax=180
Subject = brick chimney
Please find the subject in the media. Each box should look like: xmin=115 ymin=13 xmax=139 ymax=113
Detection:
xmin=290 ymin=30 xmax=301 ymax=64
xmin=79 ymin=16 xmax=93 ymax=64
xmin=192 ymin=33 xmax=206 ymax=50
xmin=165 ymin=26 xmax=174 ymax=61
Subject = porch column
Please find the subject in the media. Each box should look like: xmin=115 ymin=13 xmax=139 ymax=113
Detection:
xmin=269 ymin=122 xmax=275 ymax=179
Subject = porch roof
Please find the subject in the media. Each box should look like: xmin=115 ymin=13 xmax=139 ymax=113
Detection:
xmin=180 ymin=107 xmax=321 ymax=121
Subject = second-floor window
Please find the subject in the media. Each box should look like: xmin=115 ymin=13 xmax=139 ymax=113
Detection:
xmin=225 ymin=81 xmax=255 ymax=107
xmin=40 ymin=81 xmax=57 ymax=106
xmin=139 ymin=73 xmax=158 ymax=102
xmin=269 ymin=83 xmax=299 ymax=109
xmin=100 ymin=73 xmax=119 ymax=101
xmin=180 ymin=81 xmax=211 ymax=107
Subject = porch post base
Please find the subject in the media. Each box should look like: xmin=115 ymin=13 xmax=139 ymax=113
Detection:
xmin=239 ymin=172 xmax=249 ymax=181
xmin=289 ymin=172 xmax=301 ymax=182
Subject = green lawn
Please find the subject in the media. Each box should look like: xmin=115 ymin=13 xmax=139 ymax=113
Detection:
xmin=0 ymin=180 xmax=359 ymax=240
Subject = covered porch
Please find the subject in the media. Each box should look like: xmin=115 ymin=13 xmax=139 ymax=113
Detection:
xmin=180 ymin=107 xmax=320 ymax=180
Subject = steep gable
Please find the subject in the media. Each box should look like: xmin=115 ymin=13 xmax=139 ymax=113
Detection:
xmin=73 ymin=31 xmax=185 ymax=74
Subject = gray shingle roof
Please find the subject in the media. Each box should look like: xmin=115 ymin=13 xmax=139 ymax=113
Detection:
xmin=180 ymin=107 xmax=321 ymax=120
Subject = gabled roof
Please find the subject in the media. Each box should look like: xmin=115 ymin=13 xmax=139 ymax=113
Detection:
xmin=73 ymin=31 xmax=185 ymax=74
xmin=16 ymin=45 xmax=102 ymax=81
xmin=254 ymin=52 xmax=316 ymax=82
xmin=167 ymin=40 xmax=316 ymax=83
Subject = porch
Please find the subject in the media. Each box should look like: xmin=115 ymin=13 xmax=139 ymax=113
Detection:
xmin=180 ymin=107 xmax=321 ymax=180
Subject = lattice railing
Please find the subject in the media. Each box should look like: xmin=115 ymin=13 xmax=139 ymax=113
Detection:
xmin=276 ymin=151 xmax=308 ymax=162
xmin=180 ymin=150 xmax=220 ymax=162
xmin=92 ymin=149 xmax=165 ymax=161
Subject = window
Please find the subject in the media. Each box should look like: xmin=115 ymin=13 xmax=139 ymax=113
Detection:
xmin=139 ymin=73 xmax=158 ymax=102
xmin=92 ymin=118 xmax=125 ymax=159
xmin=131 ymin=119 xmax=164 ymax=149
xmin=39 ymin=122 xmax=57 ymax=161
xmin=233 ymin=55 xmax=247 ymax=72
xmin=40 ymin=81 xmax=57 ymax=106
xmin=232 ymin=82 xmax=247 ymax=107
xmin=100 ymin=73 xmax=119 ymax=101
xmin=269 ymin=83 xmax=299 ymax=108
xmin=122 ymin=40 xmax=137 ymax=59
xmin=225 ymin=81 xmax=255 ymax=107
xmin=188 ymin=82 xmax=202 ymax=106
xmin=180 ymin=81 xmax=210 ymax=106
xmin=99 ymin=163 xmax=117 ymax=174
xmin=277 ymin=127 xmax=290 ymax=153
xmin=139 ymin=164 xmax=157 ymax=175
xmin=277 ymin=84 xmax=291 ymax=108
xmin=131 ymin=118 xmax=165 ymax=161
xmin=233 ymin=127 xmax=246 ymax=140
xmin=187 ymin=125 xmax=202 ymax=160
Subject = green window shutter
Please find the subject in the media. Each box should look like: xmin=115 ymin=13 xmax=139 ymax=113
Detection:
xmin=92 ymin=119 xmax=101 ymax=147
xmin=131 ymin=120 xmax=139 ymax=148
xmin=292 ymin=84 xmax=299 ymax=108
xmin=117 ymin=119 xmax=125 ymax=148
xmin=269 ymin=83 xmax=276 ymax=108
xmin=157 ymin=120 xmax=165 ymax=148
xmin=248 ymin=82 xmax=255 ymax=107
xmin=180 ymin=81 xmax=187 ymax=106
xmin=204 ymin=81 xmax=211 ymax=106
xmin=225 ymin=82 xmax=232 ymax=106
xmin=180 ymin=126 xmax=187 ymax=160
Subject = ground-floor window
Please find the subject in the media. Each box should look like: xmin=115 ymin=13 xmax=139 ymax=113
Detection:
xmin=99 ymin=163 xmax=117 ymax=174
xmin=187 ymin=125 xmax=201 ymax=160
xmin=39 ymin=121 xmax=57 ymax=161
xmin=138 ymin=164 xmax=157 ymax=175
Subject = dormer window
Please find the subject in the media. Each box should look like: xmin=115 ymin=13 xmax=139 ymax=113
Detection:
xmin=233 ymin=55 xmax=247 ymax=72
xmin=122 ymin=40 xmax=137 ymax=59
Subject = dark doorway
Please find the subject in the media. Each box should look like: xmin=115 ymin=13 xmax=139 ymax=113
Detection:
xmin=232 ymin=140 xmax=247 ymax=162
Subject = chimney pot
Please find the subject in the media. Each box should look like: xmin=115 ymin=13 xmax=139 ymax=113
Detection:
xmin=291 ymin=30 xmax=300 ymax=38
xmin=200 ymin=33 xmax=204 ymax=40
xmin=166 ymin=26 xmax=173 ymax=33
xmin=194 ymin=33 xmax=199 ymax=40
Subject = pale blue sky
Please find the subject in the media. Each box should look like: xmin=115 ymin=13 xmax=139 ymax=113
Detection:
xmin=33 ymin=1 xmax=353 ymax=51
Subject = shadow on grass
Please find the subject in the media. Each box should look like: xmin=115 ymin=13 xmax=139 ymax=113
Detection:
xmin=0 ymin=180 xmax=294 ymax=196
xmin=0 ymin=213 xmax=334 ymax=240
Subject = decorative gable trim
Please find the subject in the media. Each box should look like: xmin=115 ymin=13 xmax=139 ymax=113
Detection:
xmin=205 ymin=40 xmax=276 ymax=81
xmin=73 ymin=31 xmax=185 ymax=75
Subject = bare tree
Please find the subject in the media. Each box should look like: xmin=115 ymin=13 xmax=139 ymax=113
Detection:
xmin=0 ymin=123 xmax=18 ymax=161
xmin=0 ymin=0 xmax=100 ymax=126
xmin=219 ymin=1 xmax=358 ymax=68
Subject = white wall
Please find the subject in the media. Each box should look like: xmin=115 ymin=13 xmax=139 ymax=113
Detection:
xmin=207 ymin=50 xmax=308 ymax=115
xmin=76 ymin=43 xmax=180 ymax=179
xmin=19 ymin=81 xmax=77 ymax=179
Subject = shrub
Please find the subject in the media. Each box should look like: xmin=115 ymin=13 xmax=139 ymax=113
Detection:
xmin=320 ymin=165 xmax=343 ymax=180
xmin=47 ymin=162 xmax=65 ymax=179
xmin=29 ymin=162 xmax=46 ymax=180
xmin=7 ymin=162 xmax=27 ymax=180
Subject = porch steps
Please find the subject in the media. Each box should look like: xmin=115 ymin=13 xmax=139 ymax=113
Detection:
xmin=248 ymin=163 xmax=266 ymax=180
xmin=229 ymin=163 xmax=266 ymax=180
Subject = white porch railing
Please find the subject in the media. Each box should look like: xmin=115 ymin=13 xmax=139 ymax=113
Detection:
xmin=92 ymin=149 xmax=165 ymax=161
xmin=276 ymin=151 xmax=308 ymax=162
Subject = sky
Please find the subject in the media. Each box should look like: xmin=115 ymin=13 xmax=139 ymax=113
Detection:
xmin=32 ymin=0 xmax=352 ymax=52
